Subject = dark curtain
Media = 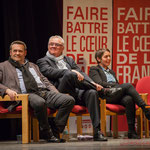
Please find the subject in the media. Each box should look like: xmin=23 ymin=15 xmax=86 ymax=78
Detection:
xmin=0 ymin=0 xmax=63 ymax=63
xmin=0 ymin=0 xmax=63 ymax=140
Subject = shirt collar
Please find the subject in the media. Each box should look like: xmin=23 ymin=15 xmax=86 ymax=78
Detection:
xmin=100 ymin=65 xmax=110 ymax=72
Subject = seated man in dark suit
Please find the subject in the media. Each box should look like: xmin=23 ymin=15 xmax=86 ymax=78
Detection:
xmin=37 ymin=35 xmax=120 ymax=141
xmin=0 ymin=40 xmax=75 ymax=143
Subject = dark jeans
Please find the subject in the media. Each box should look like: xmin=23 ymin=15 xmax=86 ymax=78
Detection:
xmin=28 ymin=90 xmax=75 ymax=133
xmin=106 ymin=83 xmax=146 ymax=130
xmin=57 ymin=71 xmax=100 ymax=129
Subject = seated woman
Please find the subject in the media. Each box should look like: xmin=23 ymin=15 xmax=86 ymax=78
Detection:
xmin=89 ymin=48 xmax=150 ymax=139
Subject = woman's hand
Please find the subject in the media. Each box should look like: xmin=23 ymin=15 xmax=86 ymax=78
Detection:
xmin=91 ymin=82 xmax=103 ymax=91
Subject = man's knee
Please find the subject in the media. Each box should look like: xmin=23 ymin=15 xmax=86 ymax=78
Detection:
xmin=59 ymin=94 xmax=75 ymax=110
xmin=65 ymin=95 xmax=75 ymax=107
xmin=63 ymin=71 xmax=77 ymax=81
xmin=85 ymin=89 xmax=99 ymax=102
xmin=88 ymin=89 xmax=98 ymax=96
xmin=30 ymin=98 xmax=46 ymax=112
xmin=123 ymin=96 xmax=134 ymax=106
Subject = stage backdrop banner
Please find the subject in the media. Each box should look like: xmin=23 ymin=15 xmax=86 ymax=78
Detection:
xmin=63 ymin=0 xmax=112 ymax=74
xmin=63 ymin=0 xmax=112 ymax=134
xmin=113 ymin=0 xmax=150 ymax=84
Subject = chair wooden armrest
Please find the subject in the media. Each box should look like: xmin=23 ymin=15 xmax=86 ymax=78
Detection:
xmin=139 ymin=93 xmax=149 ymax=138
xmin=0 ymin=94 xmax=30 ymax=144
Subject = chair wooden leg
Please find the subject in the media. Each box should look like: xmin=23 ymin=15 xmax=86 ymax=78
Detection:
xmin=32 ymin=117 xmax=39 ymax=142
xmin=144 ymin=116 xmax=149 ymax=138
xmin=137 ymin=111 xmax=143 ymax=138
xmin=22 ymin=96 xmax=29 ymax=144
xmin=100 ymin=101 xmax=107 ymax=136
xmin=140 ymin=93 xmax=148 ymax=138
xmin=29 ymin=115 xmax=32 ymax=143
xmin=77 ymin=116 xmax=82 ymax=135
xmin=101 ymin=118 xmax=106 ymax=136
xmin=137 ymin=115 xmax=140 ymax=136
xmin=66 ymin=119 xmax=70 ymax=135
xmin=140 ymin=110 xmax=143 ymax=138
xmin=112 ymin=115 xmax=118 ymax=138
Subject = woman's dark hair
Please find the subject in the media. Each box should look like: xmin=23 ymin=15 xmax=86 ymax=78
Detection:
xmin=95 ymin=48 xmax=110 ymax=63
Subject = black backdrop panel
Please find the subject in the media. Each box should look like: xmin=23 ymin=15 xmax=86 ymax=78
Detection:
xmin=0 ymin=0 xmax=63 ymax=63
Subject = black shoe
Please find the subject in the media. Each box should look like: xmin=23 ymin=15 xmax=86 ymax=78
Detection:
xmin=51 ymin=125 xmax=60 ymax=139
xmin=51 ymin=128 xmax=66 ymax=143
xmin=143 ymin=106 xmax=150 ymax=120
xmin=103 ymin=88 xmax=122 ymax=97
xmin=94 ymin=131 xmax=108 ymax=141
xmin=128 ymin=131 xmax=140 ymax=139
xmin=49 ymin=119 xmax=66 ymax=143
xmin=42 ymin=129 xmax=61 ymax=143
xmin=46 ymin=135 xmax=61 ymax=143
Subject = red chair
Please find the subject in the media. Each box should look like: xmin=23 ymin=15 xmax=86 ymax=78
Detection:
xmin=71 ymin=97 xmax=145 ymax=139
xmin=0 ymin=94 xmax=30 ymax=143
xmin=32 ymin=105 xmax=90 ymax=142
xmin=100 ymin=94 xmax=145 ymax=138
xmin=69 ymin=105 xmax=90 ymax=135
xmin=136 ymin=76 xmax=150 ymax=138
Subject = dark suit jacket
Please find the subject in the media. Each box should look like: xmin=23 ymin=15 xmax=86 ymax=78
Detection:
xmin=37 ymin=55 xmax=93 ymax=88
xmin=89 ymin=65 xmax=119 ymax=88
xmin=0 ymin=60 xmax=58 ymax=97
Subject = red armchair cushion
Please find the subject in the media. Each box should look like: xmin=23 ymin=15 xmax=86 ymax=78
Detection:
xmin=0 ymin=105 xmax=22 ymax=114
xmin=106 ymin=104 xmax=125 ymax=113
xmin=0 ymin=103 xmax=56 ymax=117
xmin=106 ymin=104 xmax=139 ymax=113
xmin=71 ymin=105 xmax=89 ymax=114
xmin=0 ymin=105 xmax=9 ymax=113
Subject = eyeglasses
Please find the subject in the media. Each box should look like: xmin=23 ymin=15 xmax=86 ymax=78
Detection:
xmin=49 ymin=42 xmax=63 ymax=47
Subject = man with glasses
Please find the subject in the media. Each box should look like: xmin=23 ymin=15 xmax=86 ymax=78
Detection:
xmin=37 ymin=35 xmax=121 ymax=141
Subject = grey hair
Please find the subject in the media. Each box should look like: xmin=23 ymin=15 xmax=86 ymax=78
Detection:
xmin=48 ymin=35 xmax=64 ymax=46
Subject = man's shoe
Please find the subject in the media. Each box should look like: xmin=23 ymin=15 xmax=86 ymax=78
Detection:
xmin=42 ymin=129 xmax=61 ymax=143
xmin=48 ymin=118 xmax=59 ymax=137
xmin=49 ymin=119 xmax=66 ymax=143
xmin=50 ymin=126 xmax=66 ymax=143
xmin=103 ymin=88 xmax=122 ymax=98
xmin=94 ymin=131 xmax=108 ymax=141
xmin=50 ymin=125 xmax=60 ymax=139
xmin=128 ymin=131 xmax=140 ymax=139
xmin=46 ymin=136 xmax=61 ymax=143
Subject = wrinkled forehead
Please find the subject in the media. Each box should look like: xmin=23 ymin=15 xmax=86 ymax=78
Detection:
xmin=11 ymin=44 xmax=25 ymax=50
xmin=49 ymin=37 xmax=64 ymax=44
xmin=49 ymin=37 xmax=64 ymax=45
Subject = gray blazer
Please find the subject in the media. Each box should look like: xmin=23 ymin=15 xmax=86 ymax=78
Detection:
xmin=0 ymin=60 xmax=58 ymax=97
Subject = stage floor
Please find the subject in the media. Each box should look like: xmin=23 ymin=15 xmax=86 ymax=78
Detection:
xmin=0 ymin=138 xmax=150 ymax=150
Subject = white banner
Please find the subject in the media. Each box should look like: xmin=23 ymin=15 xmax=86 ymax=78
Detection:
xmin=63 ymin=0 xmax=112 ymax=74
